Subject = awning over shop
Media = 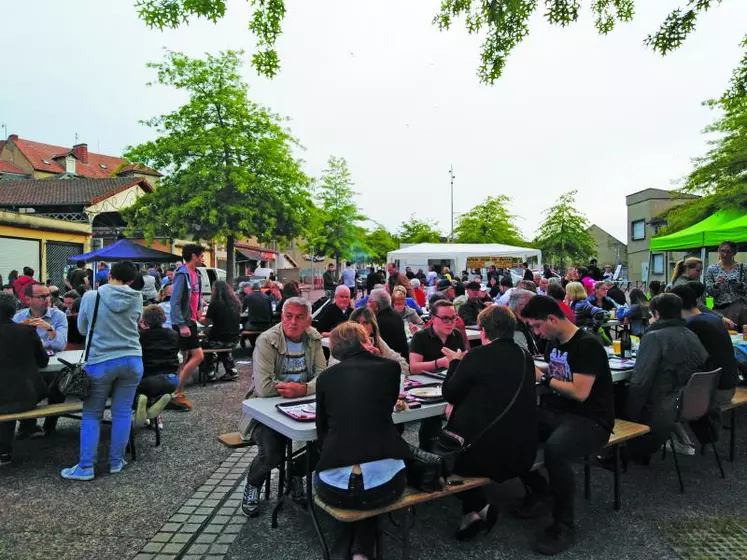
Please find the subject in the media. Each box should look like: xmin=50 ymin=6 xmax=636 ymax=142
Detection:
xmin=235 ymin=243 xmax=277 ymax=261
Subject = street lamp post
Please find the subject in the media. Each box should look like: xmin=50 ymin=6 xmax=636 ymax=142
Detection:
xmin=449 ymin=165 xmax=455 ymax=243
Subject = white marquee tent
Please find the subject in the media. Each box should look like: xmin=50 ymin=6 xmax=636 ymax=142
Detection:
xmin=387 ymin=243 xmax=542 ymax=274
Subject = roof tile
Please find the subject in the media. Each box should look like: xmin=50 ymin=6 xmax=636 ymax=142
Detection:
xmin=0 ymin=177 xmax=153 ymax=206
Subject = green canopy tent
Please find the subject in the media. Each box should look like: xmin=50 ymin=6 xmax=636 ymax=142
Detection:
xmin=647 ymin=209 xmax=746 ymax=284
xmin=649 ymin=209 xmax=743 ymax=252
xmin=704 ymin=213 xmax=747 ymax=246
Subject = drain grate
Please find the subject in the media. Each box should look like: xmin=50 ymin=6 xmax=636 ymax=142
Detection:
xmin=662 ymin=518 xmax=747 ymax=559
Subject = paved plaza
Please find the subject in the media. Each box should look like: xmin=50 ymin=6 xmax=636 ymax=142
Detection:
xmin=2 ymin=356 xmax=747 ymax=560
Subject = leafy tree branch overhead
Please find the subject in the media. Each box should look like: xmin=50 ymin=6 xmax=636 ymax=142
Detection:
xmin=135 ymin=0 xmax=740 ymax=84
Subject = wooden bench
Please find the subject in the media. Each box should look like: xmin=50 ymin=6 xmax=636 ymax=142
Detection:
xmin=0 ymin=401 xmax=143 ymax=460
xmin=314 ymin=476 xmax=490 ymax=559
xmin=239 ymin=330 xmax=265 ymax=350
xmin=720 ymin=387 xmax=747 ymax=462
xmin=583 ymin=418 xmax=650 ymax=511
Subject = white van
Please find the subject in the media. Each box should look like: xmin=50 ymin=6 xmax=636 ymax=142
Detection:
xmin=197 ymin=267 xmax=227 ymax=302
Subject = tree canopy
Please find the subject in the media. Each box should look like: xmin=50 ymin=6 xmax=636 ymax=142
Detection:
xmin=453 ymin=195 xmax=525 ymax=245
xmin=533 ymin=190 xmax=596 ymax=270
xmin=398 ymin=215 xmax=443 ymax=244
xmin=122 ymin=50 xmax=311 ymax=283
xmin=311 ymin=156 xmax=366 ymax=271
xmin=659 ymin=38 xmax=747 ymax=234
xmin=136 ymin=0 xmax=740 ymax=84
xmin=365 ymin=225 xmax=399 ymax=264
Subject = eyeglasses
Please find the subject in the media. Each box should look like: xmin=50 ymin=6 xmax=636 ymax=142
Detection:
xmin=434 ymin=315 xmax=456 ymax=323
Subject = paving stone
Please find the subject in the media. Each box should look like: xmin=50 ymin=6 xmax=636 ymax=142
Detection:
xmin=188 ymin=514 xmax=209 ymax=524
xmin=161 ymin=523 xmax=182 ymax=532
xmin=182 ymin=556 xmax=202 ymax=560
xmin=187 ymin=543 xmax=210 ymax=555
xmin=203 ymin=499 xmax=220 ymax=507
xmin=161 ymin=543 xmax=185 ymax=554
xmin=133 ymin=555 xmax=155 ymax=560
xmin=196 ymin=533 xmax=217 ymax=544
xmin=203 ymin=524 xmax=222 ymax=534
xmin=182 ymin=523 xmax=202 ymax=533
xmin=151 ymin=533 xmax=173 ymax=543
xmin=184 ymin=498 xmax=203 ymax=507
xmin=141 ymin=542 xmax=164 ymax=553
xmin=212 ymin=515 xmax=230 ymax=525
xmin=171 ymin=533 xmax=191 ymax=544
xmin=154 ymin=554 xmax=177 ymax=560
xmin=218 ymin=481 xmax=234 ymax=487
xmin=216 ymin=534 xmax=237 ymax=545
xmin=178 ymin=506 xmax=197 ymax=515
xmin=169 ymin=514 xmax=189 ymax=523
xmin=194 ymin=506 xmax=212 ymax=515
xmin=208 ymin=544 xmax=230 ymax=554
xmin=222 ymin=524 xmax=242 ymax=534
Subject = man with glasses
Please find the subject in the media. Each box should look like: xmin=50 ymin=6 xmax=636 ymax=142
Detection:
xmin=13 ymin=282 xmax=68 ymax=438
xmin=409 ymin=300 xmax=466 ymax=449
xmin=14 ymin=283 xmax=68 ymax=352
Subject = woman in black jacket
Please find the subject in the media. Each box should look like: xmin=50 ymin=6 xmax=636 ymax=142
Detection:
xmin=441 ymin=305 xmax=539 ymax=541
xmin=315 ymin=322 xmax=411 ymax=560
xmin=0 ymin=292 xmax=49 ymax=464
xmin=200 ymin=281 xmax=241 ymax=381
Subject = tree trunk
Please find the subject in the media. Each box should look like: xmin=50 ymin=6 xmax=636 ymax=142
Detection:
xmin=226 ymin=234 xmax=235 ymax=285
xmin=335 ymin=251 xmax=341 ymax=279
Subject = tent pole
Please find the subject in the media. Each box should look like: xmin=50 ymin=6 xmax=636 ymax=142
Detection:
xmin=700 ymin=247 xmax=707 ymax=282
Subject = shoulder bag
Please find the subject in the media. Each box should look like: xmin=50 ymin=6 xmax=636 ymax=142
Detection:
xmin=57 ymin=293 xmax=101 ymax=399
xmin=406 ymin=349 xmax=530 ymax=491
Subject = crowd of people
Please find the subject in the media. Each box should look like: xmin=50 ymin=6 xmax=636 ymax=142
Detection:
xmin=2 ymin=240 xmax=746 ymax=558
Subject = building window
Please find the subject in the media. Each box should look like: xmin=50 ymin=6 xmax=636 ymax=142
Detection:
xmin=652 ymin=254 xmax=664 ymax=275
xmin=631 ymin=220 xmax=645 ymax=241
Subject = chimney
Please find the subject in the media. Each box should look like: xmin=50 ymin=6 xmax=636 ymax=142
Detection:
xmin=72 ymin=143 xmax=88 ymax=164
xmin=8 ymin=134 xmax=18 ymax=142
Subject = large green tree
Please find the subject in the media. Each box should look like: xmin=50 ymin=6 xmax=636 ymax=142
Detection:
xmin=453 ymin=195 xmax=525 ymax=245
xmin=312 ymin=156 xmax=366 ymax=271
xmin=136 ymin=1 xmax=741 ymax=84
xmin=660 ymin=40 xmax=747 ymax=233
xmin=533 ymin=190 xmax=596 ymax=270
xmin=398 ymin=215 xmax=443 ymax=244
xmin=365 ymin=225 xmax=399 ymax=264
xmin=122 ymin=50 xmax=311 ymax=283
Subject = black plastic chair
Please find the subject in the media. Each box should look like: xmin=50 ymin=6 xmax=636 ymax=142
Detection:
xmin=664 ymin=368 xmax=724 ymax=493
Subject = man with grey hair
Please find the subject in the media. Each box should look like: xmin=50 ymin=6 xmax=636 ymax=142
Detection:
xmin=241 ymin=296 xmax=326 ymax=518
xmin=508 ymin=289 xmax=540 ymax=354
xmin=368 ymin=288 xmax=409 ymax=360
xmin=313 ymin=285 xmax=352 ymax=336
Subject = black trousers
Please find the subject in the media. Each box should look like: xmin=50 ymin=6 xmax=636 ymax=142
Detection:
xmin=315 ymin=469 xmax=406 ymax=558
xmin=520 ymin=407 xmax=610 ymax=528
xmin=246 ymin=424 xmax=312 ymax=487
xmin=19 ymin=370 xmax=65 ymax=434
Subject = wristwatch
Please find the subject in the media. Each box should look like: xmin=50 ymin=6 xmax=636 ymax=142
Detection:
xmin=539 ymin=374 xmax=552 ymax=388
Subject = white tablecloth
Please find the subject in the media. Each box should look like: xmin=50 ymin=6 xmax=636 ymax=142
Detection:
xmin=42 ymin=350 xmax=85 ymax=373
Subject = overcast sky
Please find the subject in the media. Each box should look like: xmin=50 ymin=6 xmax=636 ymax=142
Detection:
xmin=3 ymin=0 xmax=747 ymax=243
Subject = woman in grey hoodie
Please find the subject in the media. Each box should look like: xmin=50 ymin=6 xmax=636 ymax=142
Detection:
xmin=61 ymin=261 xmax=143 ymax=480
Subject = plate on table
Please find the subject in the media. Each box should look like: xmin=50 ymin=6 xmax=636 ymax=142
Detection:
xmin=408 ymin=387 xmax=442 ymax=400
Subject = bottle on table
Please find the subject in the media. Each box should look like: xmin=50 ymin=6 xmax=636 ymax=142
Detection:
xmin=620 ymin=325 xmax=632 ymax=359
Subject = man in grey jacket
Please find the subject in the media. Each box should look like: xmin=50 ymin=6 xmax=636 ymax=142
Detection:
xmin=240 ymin=297 xmax=326 ymax=518
xmin=625 ymin=293 xmax=708 ymax=460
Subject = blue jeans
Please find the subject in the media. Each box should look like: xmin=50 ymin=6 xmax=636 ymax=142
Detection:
xmin=80 ymin=356 xmax=143 ymax=469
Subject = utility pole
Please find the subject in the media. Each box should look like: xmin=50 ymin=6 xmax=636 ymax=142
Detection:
xmin=449 ymin=165 xmax=455 ymax=243
xmin=1 ymin=124 xmax=7 ymax=139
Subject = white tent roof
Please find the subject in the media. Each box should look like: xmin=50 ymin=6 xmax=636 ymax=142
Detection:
xmin=388 ymin=243 xmax=541 ymax=261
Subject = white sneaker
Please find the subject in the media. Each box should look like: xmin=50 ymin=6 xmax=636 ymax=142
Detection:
xmin=667 ymin=440 xmax=696 ymax=456
xmin=134 ymin=395 xmax=148 ymax=429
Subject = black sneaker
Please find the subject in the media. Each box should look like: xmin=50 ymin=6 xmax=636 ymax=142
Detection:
xmin=241 ymin=483 xmax=261 ymax=517
xmin=290 ymin=476 xmax=307 ymax=506
xmin=0 ymin=454 xmax=11 ymax=466
xmin=16 ymin=425 xmax=44 ymax=440
xmin=533 ymin=523 xmax=576 ymax=556
xmin=219 ymin=370 xmax=239 ymax=382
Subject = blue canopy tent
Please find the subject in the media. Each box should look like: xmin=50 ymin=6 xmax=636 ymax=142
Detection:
xmin=68 ymin=238 xmax=182 ymax=264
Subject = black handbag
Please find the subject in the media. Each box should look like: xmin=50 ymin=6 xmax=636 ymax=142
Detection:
xmin=428 ymin=349 xmax=530 ymax=478
xmin=56 ymin=293 xmax=101 ymax=399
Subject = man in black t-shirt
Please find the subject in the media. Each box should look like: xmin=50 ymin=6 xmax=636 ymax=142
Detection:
xmin=514 ymin=296 xmax=613 ymax=556
xmin=312 ymin=285 xmax=352 ymax=335
xmin=67 ymin=260 xmax=89 ymax=294
xmin=409 ymin=300 xmax=465 ymax=449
